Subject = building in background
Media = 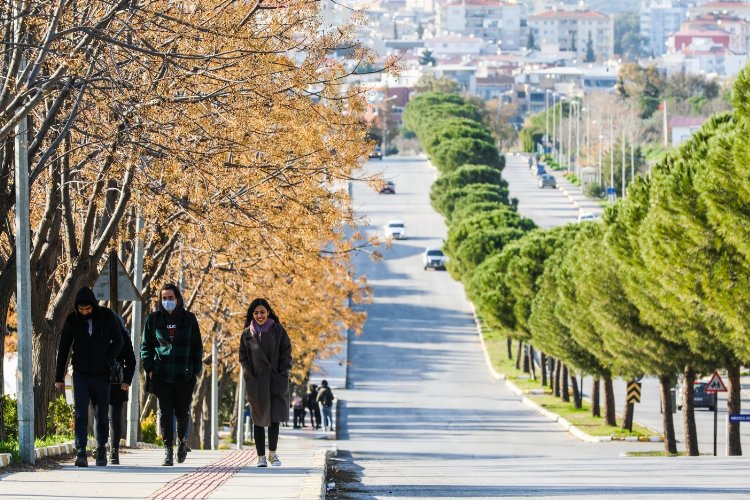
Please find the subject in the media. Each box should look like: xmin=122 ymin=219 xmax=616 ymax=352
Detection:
xmin=640 ymin=1 xmax=689 ymax=56
xmin=436 ymin=0 xmax=526 ymax=50
xmin=528 ymin=8 xmax=614 ymax=62
xmin=670 ymin=116 xmax=707 ymax=146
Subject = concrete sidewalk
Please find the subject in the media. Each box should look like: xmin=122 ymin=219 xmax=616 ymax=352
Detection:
xmin=0 ymin=434 xmax=333 ymax=499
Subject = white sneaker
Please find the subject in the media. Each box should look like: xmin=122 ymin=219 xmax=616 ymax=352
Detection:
xmin=256 ymin=455 xmax=268 ymax=467
xmin=268 ymin=451 xmax=281 ymax=466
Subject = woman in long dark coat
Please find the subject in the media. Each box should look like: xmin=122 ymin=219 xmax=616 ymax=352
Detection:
xmin=238 ymin=298 xmax=292 ymax=467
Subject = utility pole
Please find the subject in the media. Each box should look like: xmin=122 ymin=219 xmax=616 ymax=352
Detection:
xmin=567 ymin=101 xmax=573 ymax=171
xmin=621 ymin=126 xmax=626 ymax=197
xmin=610 ymin=115 xmax=615 ymax=201
xmin=559 ymin=97 xmax=565 ymax=166
xmin=551 ymin=93 xmax=556 ymax=161
xmin=575 ymin=102 xmax=581 ymax=180
xmin=211 ymin=335 xmax=218 ymax=450
xmin=127 ymin=208 xmax=144 ymax=447
xmin=14 ymin=51 xmax=34 ymax=464
xmin=545 ymin=90 xmax=550 ymax=153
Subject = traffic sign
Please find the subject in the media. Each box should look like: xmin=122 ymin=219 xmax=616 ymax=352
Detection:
xmin=92 ymin=251 xmax=141 ymax=302
xmin=729 ymin=414 xmax=750 ymax=423
xmin=626 ymin=381 xmax=641 ymax=403
xmin=705 ymin=371 xmax=727 ymax=393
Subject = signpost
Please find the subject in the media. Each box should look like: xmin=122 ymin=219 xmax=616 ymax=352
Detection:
xmin=704 ymin=371 xmax=727 ymax=456
xmin=625 ymin=381 xmax=641 ymax=432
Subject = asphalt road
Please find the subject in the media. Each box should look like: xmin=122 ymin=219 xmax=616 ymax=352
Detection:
xmin=332 ymin=155 xmax=750 ymax=499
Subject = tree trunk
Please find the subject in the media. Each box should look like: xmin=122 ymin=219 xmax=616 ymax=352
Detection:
xmin=201 ymin=385 xmax=211 ymax=450
xmin=553 ymin=360 xmax=561 ymax=398
xmin=140 ymin=393 xmax=157 ymax=421
xmin=570 ymin=372 xmax=582 ymax=409
xmin=591 ymin=378 xmax=601 ymax=418
xmin=727 ymin=365 xmax=742 ymax=456
xmin=682 ymin=365 xmax=699 ymax=456
xmin=528 ymin=345 xmax=536 ymax=380
xmin=190 ymin=372 xmax=210 ymax=449
xmin=603 ymin=376 xmax=616 ymax=426
xmin=506 ymin=337 xmax=513 ymax=361
xmin=660 ymin=375 xmax=677 ymax=455
xmin=561 ymin=364 xmax=570 ymax=402
xmin=540 ymin=352 xmax=547 ymax=387
xmin=515 ymin=341 xmax=523 ymax=370
xmin=32 ymin=323 xmax=61 ymax=437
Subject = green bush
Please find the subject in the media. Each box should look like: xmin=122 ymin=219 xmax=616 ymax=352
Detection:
xmin=584 ymin=182 xmax=605 ymax=198
xmin=1 ymin=394 xmax=18 ymax=441
xmin=141 ymin=410 xmax=163 ymax=446
xmin=430 ymin=164 xmax=505 ymax=203
xmin=47 ymin=395 xmax=74 ymax=437
xmin=431 ymin=138 xmax=501 ymax=173
xmin=432 ymin=183 xmax=510 ymax=220
xmin=448 ymin=226 xmax=529 ymax=280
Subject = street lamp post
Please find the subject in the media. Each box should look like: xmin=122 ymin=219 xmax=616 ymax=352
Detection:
xmin=610 ymin=115 xmax=615 ymax=201
xmin=567 ymin=101 xmax=573 ymax=171
xmin=559 ymin=96 xmax=565 ymax=166
xmin=598 ymin=134 xmax=604 ymax=187
xmin=545 ymin=90 xmax=550 ymax=153
xmin=551 ymin=92 xmax=556 ymax=161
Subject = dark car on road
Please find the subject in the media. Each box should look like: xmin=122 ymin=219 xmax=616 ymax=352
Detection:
xmin=379 ymin=180 xmax=395 ymax=194
xmin=677 ymin=381 xmax=715 ymax=411
xmin=538 ymin=174 xmax=556 ymax=189
xmin=369 ymin=146 xmax=383 ymax=160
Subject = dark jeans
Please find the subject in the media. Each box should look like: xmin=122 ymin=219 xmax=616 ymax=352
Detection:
xmin=254 ymin=422 xmax=279 ymax=456
xmin=73 ymin=371 xmax=110 ymax=450
xmin=293 ymin=408 xmax=305 ymax=428
xmin=308 ymin=404 xmax=321 ymax=428
xmin=153 ymin=377 xmax=195 ymax=447
xmin=109 ymin=397 xmax=124 ymax=448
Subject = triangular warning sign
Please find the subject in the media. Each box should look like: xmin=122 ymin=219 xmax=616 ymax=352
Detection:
xmin=92 ymin=252 xmax=141 ymax=302
xmin=705 ymin=371 xmax=727 ymax=393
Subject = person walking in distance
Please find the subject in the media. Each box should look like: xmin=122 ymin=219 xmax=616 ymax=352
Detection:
xmin=292 ymin=392 xmax=305 ymax=429
xmin=108 ymin=315 xmax=136 ymax=464
xmin=238 ymin=298 xmax=292 ymax=467
xmin=317 ymin=380 xmax=335 ymax=432
xmin=307 ymin=383 xmax=321 ymax=430
xmin=55 ymin=287 xmax=124 ymax=467
xmin=141 ymin=283 xmax=203 ymax=466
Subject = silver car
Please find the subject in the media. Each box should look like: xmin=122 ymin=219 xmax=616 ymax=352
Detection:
xmin=423 ymin=248 xmax=447 ymax=270
xmin=538 ymin=174 xmax=556 ymax=189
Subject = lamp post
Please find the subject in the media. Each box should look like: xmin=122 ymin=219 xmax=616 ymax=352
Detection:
xmin=381 ymin=94 xmax=398 ymax=159
xmin=610 ymin=115 xmax=615 ymax=202
xmin=598 ymin=134 xmax=604 ymax=187
xmin=545 ymin=90 xmax=550 ymax=153
xmin=567 ymin=100 xmax=573 ymax=171
xmin=559 ymin=96 xmax=565 ymax=166
xmin=551 ymin=92 xmax=556 ymax=161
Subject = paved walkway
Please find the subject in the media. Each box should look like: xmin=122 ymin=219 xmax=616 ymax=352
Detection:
xmin=0 ymin=433 xmax=333 ymax=499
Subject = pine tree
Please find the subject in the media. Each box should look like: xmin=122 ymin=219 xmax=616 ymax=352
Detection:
xmin=585 ymin=31 xmax=595 ymax=62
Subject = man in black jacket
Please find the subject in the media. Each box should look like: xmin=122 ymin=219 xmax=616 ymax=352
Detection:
xmin=55 ymin=286 xmax=124 ymax=467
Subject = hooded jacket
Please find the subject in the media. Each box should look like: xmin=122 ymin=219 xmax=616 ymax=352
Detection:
xmin=141 ymin=305 xmax=203 ymax=384
xmin=55 ymin=287 xmax=125 ymax=382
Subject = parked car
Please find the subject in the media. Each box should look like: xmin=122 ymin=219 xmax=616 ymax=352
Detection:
xmin=369 ymin=146 xmax=383 ymax=160
xmin=677 ymin=381 xmax=715 ymax=411
xmin=577 ymin=213 xmax=600 ymax=223
xmin=538 ymin=174 xmax=557 ymax=189
xmin=384 ymin=220 xmax=406 ymax=239
xmin=423 ymin=248 xmax=447 ymax=270
xmin=379 ymin=180 xmax=395 ymax=194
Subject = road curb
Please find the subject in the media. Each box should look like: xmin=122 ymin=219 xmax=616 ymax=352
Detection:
xmin=298 ymin=445 xmax=336 ymax=499
xmin=469 ymin=304 xmax=609 ymax=443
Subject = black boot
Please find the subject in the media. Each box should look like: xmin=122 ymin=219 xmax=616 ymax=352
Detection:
xmin=177 ymin=440 xmax=188 ymax=463
xmin=75 ymin=448 xmax=88 ymax=467
xmin=162 ymin=445 xmax=174 ymax=466
xmin=95 ymin=445 xmax=107 ymax=466
xmin=110 ymin=447 xmax=120 ymax=465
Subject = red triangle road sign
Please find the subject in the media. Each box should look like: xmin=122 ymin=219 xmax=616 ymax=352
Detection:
xmin=705 ymin=371 xmax=728 ymax=393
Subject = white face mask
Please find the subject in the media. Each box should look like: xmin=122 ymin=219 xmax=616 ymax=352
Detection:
xmin=162 ymin=299 xmax=177 ymax=313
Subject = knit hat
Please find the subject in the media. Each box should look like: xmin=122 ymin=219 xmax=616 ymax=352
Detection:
xmin=74 ymin=286 xmax=98 ymax=308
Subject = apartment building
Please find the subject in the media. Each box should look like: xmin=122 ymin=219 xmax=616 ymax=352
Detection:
xmin=691 ymin=0 xmax=750 ymax=20
xmin=436 ymin=0 xmax=526 ymax=50
xmin=528 ymin=9 xmax=614 ymax=62
xmin=640 ymin=1 xmax=689 ymax=56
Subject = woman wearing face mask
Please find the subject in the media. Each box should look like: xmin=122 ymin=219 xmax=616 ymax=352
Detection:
xmin=141 ymin=283 xmax=203 ymax=466
xmin=239 ymin=298 xmax=292 ymax=467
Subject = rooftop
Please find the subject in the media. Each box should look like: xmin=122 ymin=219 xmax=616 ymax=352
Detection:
xmin=529 ymin=9 xmax=609 ymax=21
xmin=670 ymin=116 xmax=708 ymax=128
